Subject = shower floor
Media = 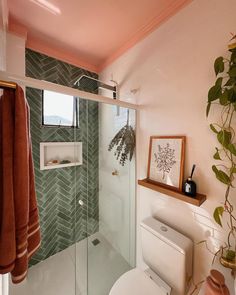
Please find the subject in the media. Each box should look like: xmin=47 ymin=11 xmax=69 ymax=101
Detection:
xmin=9 ymin=232 xmax=131 ymax=295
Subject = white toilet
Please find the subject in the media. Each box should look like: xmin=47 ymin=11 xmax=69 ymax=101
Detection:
xmin=110 ymin=217 xmax=199 ymax=295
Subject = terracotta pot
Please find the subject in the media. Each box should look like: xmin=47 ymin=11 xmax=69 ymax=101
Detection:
xmin=205 ymin=269 xmax=230 ymax=295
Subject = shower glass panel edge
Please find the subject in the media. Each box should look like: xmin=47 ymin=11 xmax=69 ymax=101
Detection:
xmin=75 ymin=97 xmax=89 ymax=295
xmin=86 ymin=102 xmax=136 ymax=295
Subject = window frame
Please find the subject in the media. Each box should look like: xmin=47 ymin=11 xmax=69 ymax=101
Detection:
xmin=41 ymin=90 xmax=79 ymax=128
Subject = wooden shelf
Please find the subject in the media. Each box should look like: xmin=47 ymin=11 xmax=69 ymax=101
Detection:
xmin=138 ymin=178 xmax=206 ymax=207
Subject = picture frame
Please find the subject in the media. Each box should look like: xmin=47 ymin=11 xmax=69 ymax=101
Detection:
xmin=147 ymin=136 xmax=186 ymax=191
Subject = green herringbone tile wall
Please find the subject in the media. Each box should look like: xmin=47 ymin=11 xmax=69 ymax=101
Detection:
xmin=25 ymin=49 xmax=99 ymax=266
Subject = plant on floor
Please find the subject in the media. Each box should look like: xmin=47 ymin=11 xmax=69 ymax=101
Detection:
xmin=108 ymin=109 xmax=135 ymax=166
xmin=207 ymin=34 xmax=236 ymax=270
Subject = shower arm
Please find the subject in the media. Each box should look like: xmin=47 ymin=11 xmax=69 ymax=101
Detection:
xmin=74 ymin=75 xmax=117 ymax=99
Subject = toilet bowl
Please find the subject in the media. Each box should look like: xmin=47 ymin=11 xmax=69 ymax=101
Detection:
xmin=110 ymin=268 xmax=205 ymax=295
xmin=110 ymin=217 xmax=197 ymax=295
xmin=110 ymin=268 xmax=171 ymax=295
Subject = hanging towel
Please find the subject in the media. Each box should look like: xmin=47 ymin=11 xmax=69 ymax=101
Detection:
xmin=0 ymin=85 xmax=41 ymax=284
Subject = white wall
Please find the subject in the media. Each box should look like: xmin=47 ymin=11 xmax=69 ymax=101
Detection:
xmin=6 ymin=32 xmax=25 ymax=75
xmin=0 ymin=0 xmax=7 ymax=71
xmin=100 ymin=0 xmax=236 ymax=292
xmin=0 ymin=29 xmax=6 ymax=71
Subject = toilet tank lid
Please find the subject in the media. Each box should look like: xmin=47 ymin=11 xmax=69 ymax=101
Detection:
xmin=141 ymin=217 xmax=192 ymax=255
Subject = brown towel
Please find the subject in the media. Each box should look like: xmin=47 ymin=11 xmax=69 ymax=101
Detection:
xmin=0 ymin=85 xmax=41 ymax=283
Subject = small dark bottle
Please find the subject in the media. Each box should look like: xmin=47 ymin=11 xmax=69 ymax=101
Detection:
xmin=183 ymin=164 xmax=197 ymax=197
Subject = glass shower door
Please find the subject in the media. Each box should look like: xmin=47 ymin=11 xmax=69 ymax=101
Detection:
xmin=86 ymin=103 xmax=136 ymax=295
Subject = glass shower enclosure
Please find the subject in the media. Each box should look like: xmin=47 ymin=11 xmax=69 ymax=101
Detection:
xmin=9 ymin=89 xmax=136 ymax=295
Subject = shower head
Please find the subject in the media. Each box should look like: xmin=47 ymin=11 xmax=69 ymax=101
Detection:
xmin=74 ymin=75 xmax=117 ymax=98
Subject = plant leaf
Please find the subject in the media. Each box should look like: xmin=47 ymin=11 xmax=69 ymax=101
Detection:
xmin=224 ymin=78 xmax=235 ymax=86
xmin=213 ymin=206 xmax=224 ymax=227
xmin=210 ymin=124 xmax=219 ymax=134
xmin=219 ymin=90 xmax=229 ymax=105
xmin=217 ymin=170 xmax=231 ymax=185
xmin=212 ymin=165 xmax=231 ymax=185
xmin=213 ymin=148 xmax=221 ymax=160
xmin=229 ymin=66 xmax=236 ymax=78
xmin=230 ymin=50 xmax=236 ymax=63
xmin=214 ymin=57 xmax=224 ymax=76
xmin=227 ymin=143 xmax=236 ymax=156
xmin=230 ymin=167 xmax=236 ymax=174
xmin=212 ymin=165 xmax=218 ymax=174
xmin=206 ymin=102 xmax=211 ymax=117
xmin=217 ymin=130 xmax=232 ymax=147
xmin=208 ymin=84 xmax=222 ymax=102
xmin=227 ymin=88 xmax=236 ymax=103
xmin=232 ymin=86 xmax=236 ymax=103
xmin=215 ymin=77 xmax=223 ymax=87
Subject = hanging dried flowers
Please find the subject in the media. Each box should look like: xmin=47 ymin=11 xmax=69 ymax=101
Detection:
xmin=108 ymin=110 xmax=135 ymax=166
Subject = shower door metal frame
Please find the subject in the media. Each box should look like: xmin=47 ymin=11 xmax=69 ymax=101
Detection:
xmin=0 ymin=71 xmax=139 ymax=110
xmin=0 ymin=70 xmax=138 ymax=295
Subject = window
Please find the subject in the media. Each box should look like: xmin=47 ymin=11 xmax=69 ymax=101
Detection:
xmin=42 ymin=90 xmax=79 ymax=127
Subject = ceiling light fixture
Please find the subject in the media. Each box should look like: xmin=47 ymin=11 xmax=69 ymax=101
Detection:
xmin=30 ymin=0 xmax=61 ymax=15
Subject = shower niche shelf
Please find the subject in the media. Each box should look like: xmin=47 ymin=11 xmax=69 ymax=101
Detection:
xmin=40 ymin=142 xmax=82 ymax=170
xmin=138 ymin=178 xmax=206 ymax=207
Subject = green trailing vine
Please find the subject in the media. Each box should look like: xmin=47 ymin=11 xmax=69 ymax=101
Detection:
xmin=189 ymin=35 xmax=236 ymax=295
xmin=207 ymin=35 xmax=236 ymax=264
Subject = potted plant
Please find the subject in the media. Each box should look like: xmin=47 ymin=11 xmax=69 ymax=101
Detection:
xmin=207 ymin=34 xmax=236 ymax=272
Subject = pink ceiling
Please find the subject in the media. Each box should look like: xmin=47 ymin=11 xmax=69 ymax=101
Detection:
xmin=8 ymin=0 xmax=192 ymax=73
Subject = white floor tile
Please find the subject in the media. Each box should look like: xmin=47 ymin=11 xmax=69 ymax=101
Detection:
xmin=9 ymin=232 xmax=131 ymax=295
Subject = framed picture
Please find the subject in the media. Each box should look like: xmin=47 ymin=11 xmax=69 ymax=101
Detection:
xmin=147 ymin=136 xmax=185 ymax=191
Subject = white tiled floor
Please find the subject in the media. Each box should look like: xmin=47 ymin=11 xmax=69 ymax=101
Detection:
xmin=9 ymin=232 xmax=131 ymax=295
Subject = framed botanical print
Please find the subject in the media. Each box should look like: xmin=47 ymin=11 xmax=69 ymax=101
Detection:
xmin=147 ymin=136 xmax=185 ymax=191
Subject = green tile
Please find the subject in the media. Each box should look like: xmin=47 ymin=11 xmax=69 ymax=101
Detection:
xmin=26 ymin=49 xmax=99 ymax=266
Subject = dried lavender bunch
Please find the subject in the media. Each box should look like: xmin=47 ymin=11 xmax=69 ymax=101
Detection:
xmin=108 ymin=121 xmax=135 ymax=166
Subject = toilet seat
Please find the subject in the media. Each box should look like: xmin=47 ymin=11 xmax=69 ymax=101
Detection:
xmin=109 ymin=268 xmax=169 ymax=295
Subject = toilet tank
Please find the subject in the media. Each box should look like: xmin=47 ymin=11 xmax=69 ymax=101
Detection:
xmin=141 ymin=217 xmax=193 ymax=295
